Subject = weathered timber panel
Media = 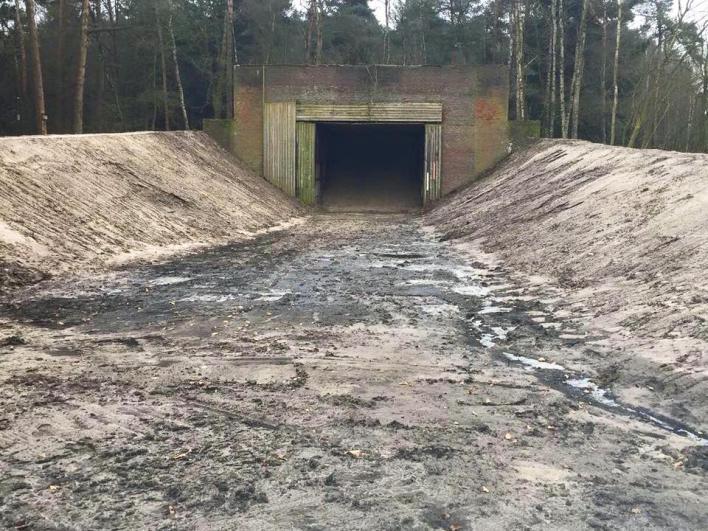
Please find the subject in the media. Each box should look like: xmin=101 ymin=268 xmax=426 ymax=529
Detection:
xmin=296 ymin=103 xmax=442 ymax=123
xmin=263 ymin=102 xmax=296 ymax=196
xmin=424 ymin=124 xmax=442 ymax=203
xmin=296 ymin=122 xmax=316 ymax=205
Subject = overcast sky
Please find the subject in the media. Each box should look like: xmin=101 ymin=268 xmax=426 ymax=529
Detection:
xmin=295 ymin=0 xmax=708 ymax=30
xmin=359 ymin=0 xmax=707 ymax=28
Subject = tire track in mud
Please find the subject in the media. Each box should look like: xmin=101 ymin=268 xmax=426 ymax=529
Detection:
xmin=1 ymin=214 xmax=706 ymax=529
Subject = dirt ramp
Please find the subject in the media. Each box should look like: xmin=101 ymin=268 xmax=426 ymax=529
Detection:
xmin=428 ymin=139 xmax=708 ymax=422
xmin=0 ymin=131 xmax=301 ymax=286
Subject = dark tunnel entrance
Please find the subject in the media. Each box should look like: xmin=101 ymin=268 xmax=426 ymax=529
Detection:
xmin=317 ymin=123 xmax=425 ymax=212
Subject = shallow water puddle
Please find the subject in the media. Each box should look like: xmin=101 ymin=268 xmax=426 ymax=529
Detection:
xmin=150 ymin=276 xmax=193 ymax=286
xmin=502 ymin=351 xmax=708 ymax=445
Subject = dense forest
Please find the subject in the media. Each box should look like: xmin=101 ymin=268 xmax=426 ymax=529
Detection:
xmin=0 ymin=0 xmax=706 ymax=151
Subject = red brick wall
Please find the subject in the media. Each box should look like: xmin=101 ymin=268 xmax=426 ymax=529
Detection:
xmin=233 ymin=65 xmax=509 ymax=195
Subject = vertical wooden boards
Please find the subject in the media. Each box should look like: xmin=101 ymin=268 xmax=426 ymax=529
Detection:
xmin=296 ymin=122 xmax=316 ymax=205
xmin=424 ymin=123 xmax=442 ymax=203
xmin=263 ymin=102 xmax=296 ymax=196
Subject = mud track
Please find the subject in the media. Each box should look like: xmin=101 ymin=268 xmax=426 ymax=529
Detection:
xmin=0 ymin=215 xmax=706 ymax=530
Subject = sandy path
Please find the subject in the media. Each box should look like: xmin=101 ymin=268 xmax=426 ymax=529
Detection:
xmin=0 ymin=215 xmax=705 ymax=529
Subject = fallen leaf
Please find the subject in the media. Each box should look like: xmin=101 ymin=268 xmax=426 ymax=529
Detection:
xmin=275 ymin=448 xmax=288 ymax=460
xmin=171 ymin=448 xmax=193 ymax=460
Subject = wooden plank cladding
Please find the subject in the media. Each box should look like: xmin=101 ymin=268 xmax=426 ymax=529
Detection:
xmin=296 ymin=122 xmax=316 ymax=205
xmin=263 ymin=102 xmax=296 ymax=196
xmin=296 ymin=103 xmax=443 ymax=123
xmin=424 ymin=123 xmax=442 ymax=203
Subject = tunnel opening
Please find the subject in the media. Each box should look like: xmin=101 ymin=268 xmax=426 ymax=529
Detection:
xmin=317 ymin=123 xmax=425 ymax=212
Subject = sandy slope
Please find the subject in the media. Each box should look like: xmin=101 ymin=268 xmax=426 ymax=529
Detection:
xmin=0 ymin=132 xmax=301 ymax=287
xmin=427 ymin=139 xmax=708 ymax=424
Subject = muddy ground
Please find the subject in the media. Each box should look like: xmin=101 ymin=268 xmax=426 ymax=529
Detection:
xmin=0 ymin=215 xmax=706 ymax=530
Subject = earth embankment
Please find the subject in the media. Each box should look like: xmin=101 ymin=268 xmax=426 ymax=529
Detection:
xmin=0 ymin=131 xmax=302 ymax=288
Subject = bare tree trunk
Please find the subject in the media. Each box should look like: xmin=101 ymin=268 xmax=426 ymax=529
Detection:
xmin=154 ymin=2 xmax=170 ymax=130
xmin=56 ymin=0 xmax=66 ymax=132
xmin=685 ymin=94 xmax=694 ymax=152
xmin=650 ymin=12 xmax=665 ymax=148
xmin=106 ymin=0 xmax=120 ymax=83
xmin=420 ymin=8 xmax=427 ymax=64
xmin=92 ymin=0 xmax=106 ymax=131
xmin=508 ymin=2 xmax=516 ymax=117
xmin=544 ymin=0 xmax=557 ymax=136
xmin=214 ymin=0 xmax=234 ymax=118
xmin=168 ymin=9 xmax=189 ymax=129
xmin=95 ymin=39 xmax=125 ymax=131
xmin=549 ymin=0 xmax=558 ymax=136
xmin=383 ymin=0 xmax=390 ymax=63
xmin=702 ymin=46 xmax=708 ymax=152
xmin=492 ymin=0 xmax=503 ymax=63
xmin=13 ymin=0 xmax=28 ymax=129
xmin=306 ymin=0 xmax=322 ymax=64
xmin=610 ymin=0 xmax=622 ymax=145
xmin=226 ymin=0 xmax=234 ymax=115
xmin=569 ymin=0 xmax=589 ymax=139
xmin=14 ymin=1 xmax=27 ymax=96
xmin=513 ymin=0 xmax=526 ymax=120
xmin=306 ymin=0 xmax=314 ymax=63
xmin=151 ymin=50 xmax=158 ymax=130
xmin=558 ymin=0 xmax=568 ymax=138
xmin=315 ymin=0 xmax=323 ymax=64
xmin=24 ymin=0 xmax=46 ymax=135
xmin=73 ymin=0 xmax=90 ymax=134
xmin=600 ymin=0 xmax=608 ymax=143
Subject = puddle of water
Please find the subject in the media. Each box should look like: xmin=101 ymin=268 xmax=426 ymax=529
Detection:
xmin=480 ymin=334 xmax=496 ymax=348
xmin=452 ymin=285 xmax=491 ymax=296
xmin=421 ymin=303 xmax=460 ymax=317
xmin=503 ymin=352 xmax=567 ymax=371
xmin=151 ymin=276 xmax=192 ymax=286
xmin=400 ymin=279 xmax=452 ymax=287
xmin=102 ymin=288 xmax=123 ymax=295
xmin=566 ymin=377 xmax=618 ymax=407
xmin=492 ymin=295 xmax=536 ymax=302
xmin=254 ymin=290 xmax=291 ymax=302
xmin=491 ymin=326 xmax=515 ymax=340
xmin=374 ymin=252 xmax=427 ymax=259
xmin=180 ymin=294 xmax=237 ymax=303
xmin=402 ymin=263 xmax=484 ymax=282
xmin=479 ymin=306 xmax=512 ymax=315
xmin=502 ymin=352 xmax=708 ymax=445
